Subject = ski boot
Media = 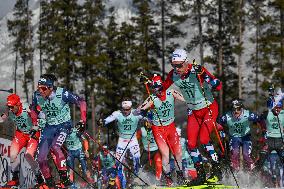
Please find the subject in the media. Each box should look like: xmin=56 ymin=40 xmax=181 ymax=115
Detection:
xmin=45 ymin=177 xmax=56 ymax=189
xmin=164 ymin=172 xmax=173 ymax=186
xmin=5 ymin=171 xmax=19 ymax=188
xmin=176 ymin=170 xmax=184 ymax=185
xmin=206 ymin=162 xmax=222 ymax=184
xmin=33 ymin=173 xmax=48 ymax=189
xmin=187 ymin=164 xmax=206 ymax=186
xmin=58 ymin=170 xmax=73 ymax=187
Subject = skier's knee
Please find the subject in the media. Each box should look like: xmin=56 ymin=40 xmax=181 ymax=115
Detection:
xmin=199 ymin=136 xmax=210 ymax=145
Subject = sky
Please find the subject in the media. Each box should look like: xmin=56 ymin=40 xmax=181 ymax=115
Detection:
xmin=0 ymin=0 xmax=16 ymax=19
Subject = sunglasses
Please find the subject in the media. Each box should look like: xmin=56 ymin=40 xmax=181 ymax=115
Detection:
xmin=122 ymin=108 xmax=131 ymax=111
xmin=38 ymin=86 xmax=48 ymax=92
xmin=171 ymin=63 xmax=184 ymax=69
xmin=7 ymin=105 xmax=15 ymax=109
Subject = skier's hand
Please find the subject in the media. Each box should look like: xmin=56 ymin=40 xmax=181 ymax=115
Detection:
xmin=219 ymin=131 xmax=226 ymax=139
xmin=75 ymin=120 xmax=85 ymax=132
xmin=193 ymin=64 xmax=203 ymax=75
xmin=272 ymin=107 xmax=281 ymax=116
xmin=97 ymin=118 xmax=104 ymax=126
xmin=85 ymin=150 xmax=90 ymax=158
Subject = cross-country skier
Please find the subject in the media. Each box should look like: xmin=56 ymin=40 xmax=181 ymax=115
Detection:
xmin=136 ymin=120 xmax=162 ymax=182
xmin=218 ymin=99 xmax=260 ymax=172
xmin=100 ymin=98 xmax=142 ymax=188
xmin=163 ymin=49 xmax=223 ymax=185
xmin=0 ymin=94 xmax=44 ymax=188
xmin=32 ymin=73 xmax=87 ymax=189
xmin=253 ymin=100 xmax=284 ymax=179
xmin=65 ymin=122 xmax=94 ymax=188
xmin=137 ymin=74 xmax=184 ymax=186
xmin=93 ymin=144 xmax=121 ymax=189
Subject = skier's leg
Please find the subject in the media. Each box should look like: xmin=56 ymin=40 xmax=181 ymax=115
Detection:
xmin=129 ymin=137 xmax=141 ymax=175
xmin=37 ymin=126 xmax=55 ymax=187
xmin=229 ymin=137 xmax=241 ymax=171
xmin=152 ymin=125 xmax=172 ymax=185
xmin=200 ymin=101 xmax=222 ymax=182
xmin=115 ymin=137 xmax=128 ymax=163
xmin=153 ymin=151 xmax=162 ymax=181
xmin=6 ymin=130 xmax=28 ymax=187
xmin=242 ymin=135 xmax=254 ymax=171
xmin=187 ymin=111 xmax=206 ymax=185
xmin=167 ymin=122 xmax=183 ymax=184
xmin=167 ymin=122 xmax=182 ymax=169
xmin=67 ymin=150 xmax=75 ymax=182
xmin=51 ymin=122 xmax=72 ymax=187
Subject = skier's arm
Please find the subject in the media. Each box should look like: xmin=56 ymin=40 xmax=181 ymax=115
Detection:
xmin=62 ymin=89 xmax=87 ymax=123
xmin=163 ymin=70 xmax=174 ymax=91
xmin=104 ymin=111 xmax=119 ymax=125
xmin=201 ymin=67 xmax=222 ymax=91
xmin=0 ymin=110 xmax=9 ymax=123
xmin=171 ymin=89 xmax=185 ymax=102
xmin=138 ymin=97 xmax=154 ymax=111
xmin=248 ymin=111 xmax=260 ymax=123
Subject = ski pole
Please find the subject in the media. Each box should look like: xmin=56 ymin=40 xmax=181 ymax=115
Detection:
xmin=140 ymin=72 xmax=183 ymax=173
xmin=0 ymin=88 xmax=13 ymax=93
xmin=83 ymin=131 xmax=150 ymax=186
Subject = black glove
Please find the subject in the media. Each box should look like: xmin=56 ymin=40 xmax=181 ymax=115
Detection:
xmin=97 ymin=118 xmax=104 ymax=126
xmin=29 ymin=129 xmax=38 ymax=140
xmin=272 ymin=107 xmax=280 ymax=116
xmin=193 ymin=64 xmax=203 ymax=75
xmin=75 ymin=121 xmax=86 ymax=132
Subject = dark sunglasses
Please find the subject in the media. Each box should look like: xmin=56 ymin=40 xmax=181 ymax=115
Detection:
xmin=151 ymin=82 xmax=162 ymax=89
xmin=38 ymin=86 xmax=48 ymax=92
xmin=233 ymin=107 xmax=242 ymax=111
xmin=122 ymin=108 xmax=131 ymax=111
xmin=171 ymin=63 xmax=184 ymax=69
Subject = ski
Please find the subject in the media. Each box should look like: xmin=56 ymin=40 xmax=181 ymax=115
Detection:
xmin=155 ymin=183 xmax=238 ymax=189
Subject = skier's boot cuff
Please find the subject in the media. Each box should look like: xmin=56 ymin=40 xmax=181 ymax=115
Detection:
xmin=187 ymin=164 xmax=206 ymax=186
xmin=165 ymin=172 xmax=173 ymax=186
xmin=58 ymin=170 xmax=72 ymax=187
xmin=44 ymin=177 xmax=56 ymax=189
xmin=35 ymin=173 xmax=45 ymax=185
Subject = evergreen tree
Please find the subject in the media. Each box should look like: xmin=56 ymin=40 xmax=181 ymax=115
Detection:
xmin=38 ymin=0 xmax=80 ymax=90
xmin=7 ymin=0 xmax=34 ymax=102
xmin=157 ymin=0 xmax=189 ymax=78
xmin=247 ymin=0 xmax=274 ymax=111
xmin=202 ymin=0 xmax=239 ymax=114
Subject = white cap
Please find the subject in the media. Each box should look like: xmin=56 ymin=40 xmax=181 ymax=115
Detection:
xmin=172 ymin=49 xmax=187 ymax=62
xmin=122 ymin=100 xmax=132 ymax=109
